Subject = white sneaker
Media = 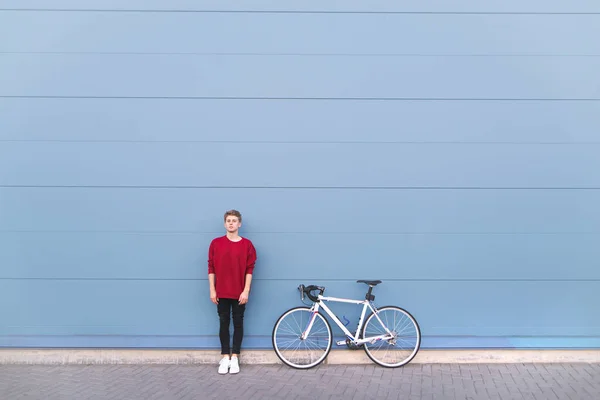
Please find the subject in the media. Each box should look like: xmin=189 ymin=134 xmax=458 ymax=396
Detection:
xmin=218 ymin=357 xmax=230 ymax=375
xmin=229 ymin=357 xmax=240 ymax=374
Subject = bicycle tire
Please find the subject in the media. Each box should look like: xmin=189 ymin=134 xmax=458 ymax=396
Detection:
xmin=361 ymin=305 xmax=421 ymax=368
xmin=272 ymin=306 xmax=332 ymax=369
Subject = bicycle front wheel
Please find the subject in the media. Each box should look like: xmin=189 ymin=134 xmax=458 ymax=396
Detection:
xmin=272 ymin=306 xmax=332 ymax=369
xmin=362 ymin=306 xmax=421 ymax=368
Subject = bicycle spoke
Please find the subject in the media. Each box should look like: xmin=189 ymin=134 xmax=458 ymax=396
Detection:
xmin=362 ymin=306 xmax=421 ymax=368
xmin=273 ymin=307 xmax=332 ymax=369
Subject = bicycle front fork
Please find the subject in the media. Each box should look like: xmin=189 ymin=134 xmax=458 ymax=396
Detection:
xmin=300 ymin=310 xmax=319 ymax=340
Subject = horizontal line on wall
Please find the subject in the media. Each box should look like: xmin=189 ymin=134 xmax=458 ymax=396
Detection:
xmin=2 ymin=140 xmax=600 ymax=145
xmin=2 ymin=335 xmax=599 ymax=350
xmin=2 ymin=95 xmax=600 ymax=102
xmin=2 ymin=185 xmax=600 ymax=190
xmin=3 ymin=334 xmax=598 ymax=338
xmin=1 ymin=230 xmax=600 ymax=235
xmin=2 ymin=9 xmax=599 ymax=15
xmin=1 ymin=278 xmax=599 ymax=282
xmin=2 ymin=95 xmax=600 ymax=101
xmin=3 ymin=335 xmax=598 ymax=350
xmin=3 ymin=52 xmax=600 ymax=57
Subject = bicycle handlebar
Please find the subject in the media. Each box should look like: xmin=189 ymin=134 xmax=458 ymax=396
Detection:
xmin=298 ymin=284 xmax=325 ymax=302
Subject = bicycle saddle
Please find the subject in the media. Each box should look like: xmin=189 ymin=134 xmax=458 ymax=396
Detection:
xmin=357 ymin=280 xmax=382 ymax=286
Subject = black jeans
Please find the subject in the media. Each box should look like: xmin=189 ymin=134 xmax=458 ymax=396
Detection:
xmin=217 ymin=298 xmax=246 ymax=355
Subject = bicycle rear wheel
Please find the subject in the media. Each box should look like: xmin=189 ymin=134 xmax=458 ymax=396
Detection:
xmin=272 ymin=306 xmax=332 ymax=369
xmin=362 ymin=306 xmax=421 ymax=368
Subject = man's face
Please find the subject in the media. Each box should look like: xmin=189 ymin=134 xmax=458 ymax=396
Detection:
xmin=225 ymin=216 xmax=241 ymax=233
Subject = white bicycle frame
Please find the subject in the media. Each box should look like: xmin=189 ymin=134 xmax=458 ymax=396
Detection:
xmin=301 ymin=293 xmax=394 ymax=346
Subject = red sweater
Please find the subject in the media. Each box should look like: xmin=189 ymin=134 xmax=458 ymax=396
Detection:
xmin=208 ymin=236 xmax=257 ymax=299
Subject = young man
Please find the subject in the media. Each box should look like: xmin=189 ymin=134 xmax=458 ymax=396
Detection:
xmin=208 ymin=209 xmax=257 ymax=375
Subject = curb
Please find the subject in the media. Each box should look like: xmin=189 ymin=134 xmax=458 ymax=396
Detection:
xmin=1 ymin=349 xmax=600 ymax=365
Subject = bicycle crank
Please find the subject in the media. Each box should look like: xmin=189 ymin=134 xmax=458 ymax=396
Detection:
xmin=345 ymin=338 xmax=363 ymax=350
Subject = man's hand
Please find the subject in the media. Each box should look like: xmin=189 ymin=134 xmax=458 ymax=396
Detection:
xmin=210 ymin=289 xmax=218 ymax=305
xmin=239 ymin=290 xmax=249 ymax=305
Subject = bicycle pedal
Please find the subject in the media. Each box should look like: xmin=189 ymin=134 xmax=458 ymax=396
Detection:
xmin=336 ymin=340 xmax=347 ymax=346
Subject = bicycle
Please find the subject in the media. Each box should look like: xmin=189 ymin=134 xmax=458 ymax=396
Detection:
xmin=272 ymin=280 xmax=421 ymax=369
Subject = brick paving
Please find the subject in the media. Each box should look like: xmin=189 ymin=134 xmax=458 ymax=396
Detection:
xmin=1 ymin=363 xmax=599 ymax=399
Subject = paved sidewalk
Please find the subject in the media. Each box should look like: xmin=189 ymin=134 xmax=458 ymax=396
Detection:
xmin=1 ymin=363 xmax=599 ymax=399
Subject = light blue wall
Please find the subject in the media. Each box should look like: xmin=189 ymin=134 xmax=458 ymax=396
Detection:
xmin=1 ymin=0 xmax=599 ymax=349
